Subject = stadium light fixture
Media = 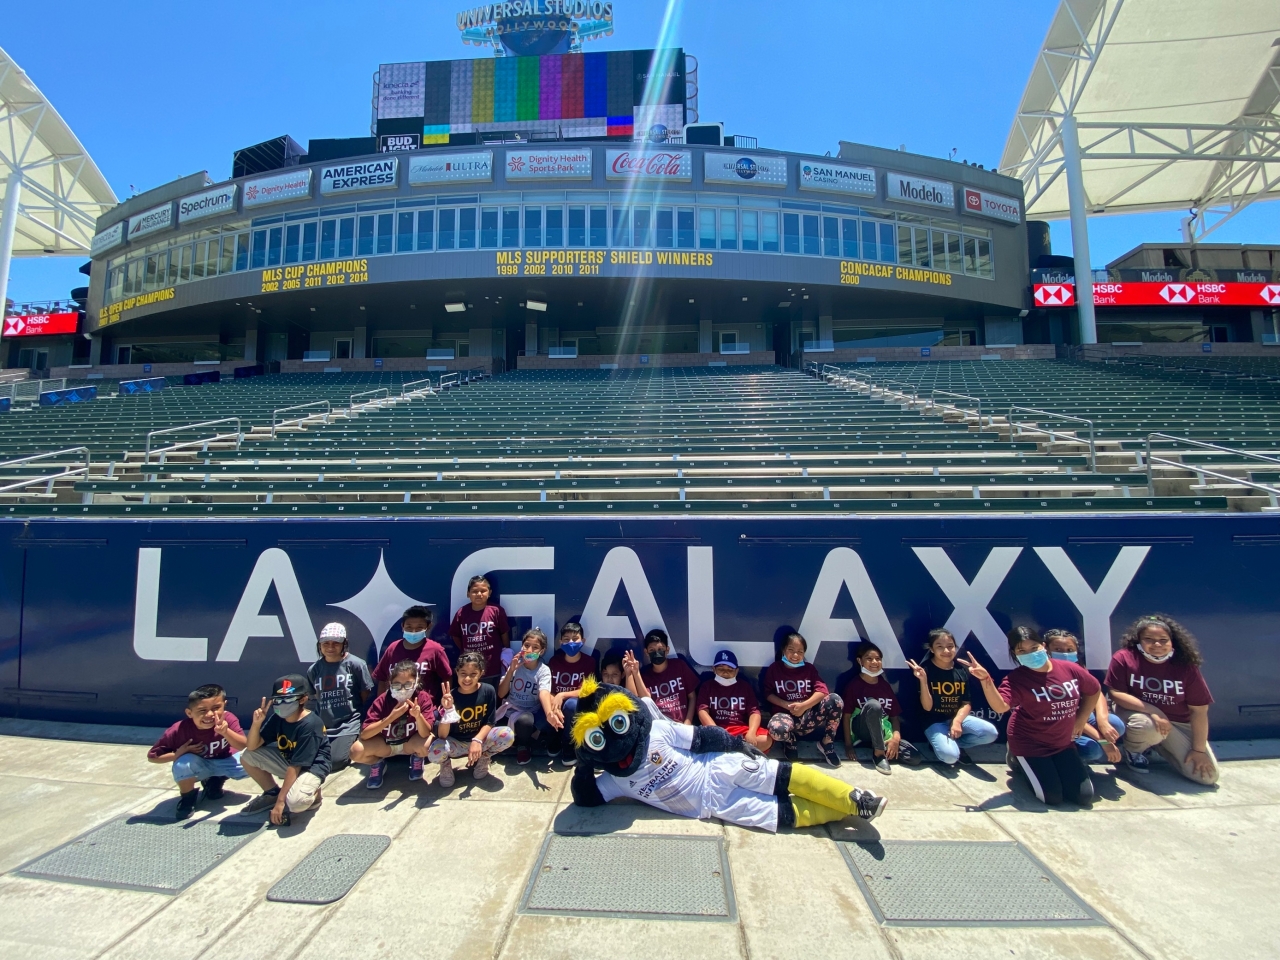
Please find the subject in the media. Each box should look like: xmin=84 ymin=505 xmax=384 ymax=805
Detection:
xmin=445 ymin=302 xmax=466 ymax=313
xmin=526 ymin=300 xmax=547 ymax=311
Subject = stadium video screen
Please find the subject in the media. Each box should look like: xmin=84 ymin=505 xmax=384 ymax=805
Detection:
xmin=376 ymin=49 xmax=686 ymax=145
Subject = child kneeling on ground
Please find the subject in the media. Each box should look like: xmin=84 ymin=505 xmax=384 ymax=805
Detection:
xmin=147 ymin=683 xmax=248 ymax=820
xmin=427 ymin=651 xmax=514 ymax=786
xmin=352 ymin=660 xmax=436 ymax=789
xmin=241 ymin=675 xmax=331 ymax=826
xmin=497 ymin=627 xmax=563 ymax=764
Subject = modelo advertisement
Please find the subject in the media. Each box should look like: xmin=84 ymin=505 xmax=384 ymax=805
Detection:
xmin=605 ymin=149 xmax=693 ymax=182
xmin=704 ymin=152 xmax=787 ymax=187
xmin=887 ymin=172 xmax=955 ymax=209
xmin=0 ymin=514 xmax=1273 ymax=740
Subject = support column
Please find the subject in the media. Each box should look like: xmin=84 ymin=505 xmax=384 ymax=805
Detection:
xmin=525 ymin=319 xmax=538 ymax=356
xmin=0 ymin=172 xmax=22 ymax=321
xmin=1061 ymin=115 xmax=1097 ymax=345
xmin=243 ymin=318 xmax=259 ymax=363
xmin=88 ymin=335 xmax=103 ymax=366
xmin=353 ymin=324 xmax=367 ymax=359
xmin=818 ymin=313 xmax=833 ymax=348
xmin=698 ymin=304 xmax=712 ymax=354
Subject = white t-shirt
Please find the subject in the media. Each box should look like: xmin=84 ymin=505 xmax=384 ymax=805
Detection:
xmin=504 ymin=662 xmax=551 ymax=714
xmin=597 ymin=699 xmax=703 ymax=817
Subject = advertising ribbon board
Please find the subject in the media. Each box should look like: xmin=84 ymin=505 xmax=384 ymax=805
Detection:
xmin=887 ymin=173 xmax=954 ymax=210
xmin=605 ymin=149 xmax=693 ymax=182
xmin=799 ymin=160 xmax=876 ymax=197
xmin=244 ymin=169 xmax=313 ymax=208
xmin=178 ymin=184 xmax=238 ymax=224
xmin=2 ymin=313 xmax=79 ymax=337
xmin=408 ymin=151 xmax=494 ymax=186
xmin=703 ymin=152 xmax=787 ymax=187
xmin=503 ymin=149 xmax=592 ymax=181
xmin=320 ymin=158 xmax=399 ymax=195
xmin=126 ymin=203 xmax=174 ymax=241
xmin=963 ymin=187 xmax=1021 ymax=224
xmin=91 ymin=221 xmax=126 ymax=257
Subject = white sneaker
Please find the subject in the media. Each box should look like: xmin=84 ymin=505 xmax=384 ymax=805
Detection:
xmin=437 ymin=759 xmax=455 ymax=788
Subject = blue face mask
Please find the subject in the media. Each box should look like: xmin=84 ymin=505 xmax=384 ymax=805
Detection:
xmin=1016 ymin=649 xmax=1050 ymax=669
xmin=781 ymin=655 xmax=806 ymax=668
xmin=1050 ymin=651 xmax=1078 ymax=663
xmin=560 ymin=640 xmax=584 ymax=657
xmin=402 ymin=630 xmax=427 ymax=644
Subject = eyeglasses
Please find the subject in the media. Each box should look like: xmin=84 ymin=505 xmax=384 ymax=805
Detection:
xmin=271 ymin=695 xmax=301 ymax=707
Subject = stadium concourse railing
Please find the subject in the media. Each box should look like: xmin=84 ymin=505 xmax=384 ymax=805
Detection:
xmin=0 ymin=447 xmax=91 ymax=495
xmin=1144 ymin=434 xmax=1280 ymax=507
xmin=144 ymin=418 xmax=244 ymax=465
xmin=1009 ymin=406 xmax=1097 ymax=473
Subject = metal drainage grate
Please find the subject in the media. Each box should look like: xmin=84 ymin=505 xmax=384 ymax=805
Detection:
xmin=839 ymin=840 xmax=1104 ymax=927
xmin=519 ymin=834 xmax=735 ymax=922
xmin=267 ymin=834 xmax=391 ymax=904
xmin=17 ymin=815 xmax=263 ymax=894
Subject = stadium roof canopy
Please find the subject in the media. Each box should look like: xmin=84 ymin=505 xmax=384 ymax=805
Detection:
xmin=0 ymin=44 xmax=117 ymax=257
xmin=999 ymin=0 xmax=1280 ymax=241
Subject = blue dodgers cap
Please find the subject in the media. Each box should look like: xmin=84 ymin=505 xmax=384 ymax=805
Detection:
xmin=713 ymin=650 xmax=739 ymax=668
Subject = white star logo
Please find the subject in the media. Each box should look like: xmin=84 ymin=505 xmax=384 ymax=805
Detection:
xmin=329 ymin=550 xmax=431 ymax=656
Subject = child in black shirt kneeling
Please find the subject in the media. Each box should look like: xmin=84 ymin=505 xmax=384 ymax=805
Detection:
xmin=241 ymin=675 xmax=331 ymax=826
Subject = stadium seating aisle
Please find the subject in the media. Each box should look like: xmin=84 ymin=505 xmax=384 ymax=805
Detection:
xmin=0 ymin=363 xmax=1248 ymax=516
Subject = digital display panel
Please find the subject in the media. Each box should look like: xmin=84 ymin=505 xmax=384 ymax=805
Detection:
xmin=377 ymin=49 xmax=685 ymax=144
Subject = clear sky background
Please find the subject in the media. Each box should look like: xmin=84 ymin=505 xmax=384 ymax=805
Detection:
xmin=4 ymin=0 xmax=1276 ymax=303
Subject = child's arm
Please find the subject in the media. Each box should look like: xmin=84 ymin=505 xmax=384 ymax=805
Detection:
xmin=467 ymin=724 xmax=493 ymax=766
xmin=683 ymin=690 xmax=698 ymax=726
xmin=696 ymin=707 xmax=716 ymax=726
xmin=498 ymin=657 xmax=519 ymax=698
xmin=147 ymin=740 xmax=199 ymax=764
xmin=622 ymin=651 xmax=650 ymax=699
xmin=539 ymin=687 xmax=562 ymax=730
xmin=245 ymin=698 xmax=268 ymax=751
xmin=272 ymin=766 xmax=300 ymax=825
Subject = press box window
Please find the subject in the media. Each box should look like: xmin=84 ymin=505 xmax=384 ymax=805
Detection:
xmin=302 ymin=222 xmax=317 ymax=261
xmin=357 ymin=215 xmax=375 ymax=256
xmin=589 ymin=206 xmax=607 ymax=247
xmin=439 ymin=209 xmax=457 ymax=249
xmin=823 ymin=216 xmax=839 ymax=257
xmin=803 ymin=215 xmax=820 ymax=256
xmin=612 ymin=207 xmax=629 ymax=246
xmin=568 ymin=206 xmax=586 ymax=246
xmin=632 ymin=208 xmax=651 ymax=246
xmin=656 ymin=209 xmax=674 ymax=247
xmin=397 ymin=212 xmax=415 ymax=253
xmin=546 ymin=207 xmax=564 ymax=246
xmin=783 ymin=213 xmax=799 ymax=254
xmin=459 ymin=208 xmax=476 ymax=248
xmin=699 ymin=209 xmax=716 ymax=250
xmin=719 ymin=209 xmax=737 ymax=250
xmin=741 ymin=210 xmax=758 ymax=251
xmin=677 ymin=208 xmax=695 ymax=248
xmin=416 ymin=210 xmax=434 ymax=251
xmin=502 ymin=207 xmax=519 ymax=248
xmin=480 ymin=208 xmax=499 ymax=248
xmin=285 ymin=225 xmax=301 ymax=263
xmin=338 ymin=217 xmax=355 ymax=257
xmin=762 ymin=211 xmax=780 ymax=252
xmin=524 ymin=207 xmax=543 ymax=247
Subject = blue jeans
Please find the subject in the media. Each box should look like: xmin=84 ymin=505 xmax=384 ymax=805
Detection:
xmin=925 ymin=716 xmax=999 ymax=765
xmin=1075 ymin=713 xmax=1126 ymax=763
xmin=172 ymin=753 xmax=246 ymax=783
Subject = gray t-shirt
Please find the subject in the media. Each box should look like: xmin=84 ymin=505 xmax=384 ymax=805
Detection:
xmin=505 ymin=662 xmax=551 ymax=714
xmin=307 ymin=654 xmax=374 ymax=737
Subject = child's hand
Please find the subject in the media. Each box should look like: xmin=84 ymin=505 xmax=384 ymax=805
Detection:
xmin=468 ymin=739 xmax=483 ymax=765
xmin=213 ymin=713 xmax=230 ymax=737
xmin=270 ymin=799 xmax=287 ymax=825
xmin=440 ymin=681 xmax=453 ymax=712
xmin=622 ymin=650 xmax=640 ymax=676
xmin=174 ymin=739 xmax=201 ymax=758
xmin=252 ymin=698 xmax=268 ymax=727
xmin=905 ymin=659 xmax=928 ymax=683
xmin=408 ymin=699 xmax=426 ymax=725
xmin=389 ymin=698 xmax=412 ymax=720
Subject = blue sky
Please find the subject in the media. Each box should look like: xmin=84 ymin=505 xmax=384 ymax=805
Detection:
xmin=5 ymin=0 xmax=1276 ymax=303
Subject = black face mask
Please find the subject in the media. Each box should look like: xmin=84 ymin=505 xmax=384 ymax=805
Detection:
xmin=647 ymin=649 xmax=667 ymax=665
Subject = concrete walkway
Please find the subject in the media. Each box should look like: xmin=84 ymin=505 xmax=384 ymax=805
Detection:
xmin=0 ymin=724 xmax=1274 ymax=960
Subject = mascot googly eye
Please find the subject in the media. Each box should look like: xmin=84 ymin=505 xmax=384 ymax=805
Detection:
xmin=584 ymin=727 xmax=607 ymax=751
xmin=609 ymin=713 xmax=631 ymax=735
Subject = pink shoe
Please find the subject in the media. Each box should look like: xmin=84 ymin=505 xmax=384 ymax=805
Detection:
xmin=437 ymin=759 xmax=455 ymax=788
xmin=473 ymin=756 xmax=491 ymax=779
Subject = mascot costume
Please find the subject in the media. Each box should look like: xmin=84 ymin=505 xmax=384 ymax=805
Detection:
xmin=568 ymin=677 xmax=887 ymax=832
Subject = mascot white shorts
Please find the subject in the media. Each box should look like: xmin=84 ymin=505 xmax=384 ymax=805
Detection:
xmin=701 ymin=753 xmax=782 ymax=832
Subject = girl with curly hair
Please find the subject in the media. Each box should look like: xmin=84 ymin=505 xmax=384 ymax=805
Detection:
xmin=1103 ymin=615 xmax=1217 ymax=784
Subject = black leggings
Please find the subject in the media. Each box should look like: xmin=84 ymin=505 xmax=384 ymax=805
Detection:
xmin=848 ymin=700 xmax=888 ymax=753
xmin=511 ymin=712 xmax=546 ymax=748
xmin=1012 ymin=747 xmax=1095 ymax=806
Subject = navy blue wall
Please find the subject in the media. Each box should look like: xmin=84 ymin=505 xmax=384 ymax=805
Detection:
xmin=0 ymin=514 xmax=1275 ymax=738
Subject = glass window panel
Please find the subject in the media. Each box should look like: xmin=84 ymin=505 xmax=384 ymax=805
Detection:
xmin=963 ymin=236 xmax=978 ymax=273
xmin=655 ymin=208 xmax=674 ymax=247
xmin=897 ymin=225 xmax=913 ymax=265
xmin=741 ymin=210 xmax=759 ymax=251
xmin=802 ymin=215 xmax=820 ymax=256
xmin=932 ymin=230 xmax=946 ymax=269
xmin=524 ymin=206 xmax=543 ymax=247
xmin=357 ymin=215 xmax=375 ymax=255
xmin=720 ymin=209 xmax=737 ymax=250
xmin=880 ymin=223 xmax=896 ymax=262
xmin=946 ymin=233 xmax=962 ymax=272
xmin=284 ymin=224 xmax=301 ymax=264
xmin=480 ymin=207 xmax=499 ymax=247
xmin=546 ymin=206 xmax=563 ymax=246
xmin=376 ymin=213 xmax=393 ymax=254
xmin=699 ymin=209 xmax=717 ymax=249
xmin=612 ymin=207 xmax=629 ymax=246
xmin=177 ymin=245 xmax=192 ymax=282
xmin=205 ymin=241 xmax=219 ymax=278
xmin=842 ymin=219 xmax=858 ymax=259
xmin=165 ymin=248 xmax=180 ymax=285
xmin=860 ymin=220 xmax=875 ymax=260
xmin=439 ymin=208 xmax=457 ymax=249
xmin=976 ymin=238 xmax=993 ymax=278
xmin=267 ymin=227 xmax=284 ymax=266
xmin=220 ymin=236 xmax=234 ymax=273
xmin=235 ymin=233 xmax=251 ymax=271
xmin=589 ymin=206 xmax=607 ymax=247
xmin=251 ymin=229 xmax=268 ymax=268
xmin=459 ymin=207 xmax=476 ymax=248
xmin=913 ymin=227 xmax=930 ymax=267
xmin=417 ymin=210 xmax=434 ymax=250
xmin=502 ymin=207 xmax=520 ymax=247
xmin=633 ymin=207 xmax=651 ymax=246
xmin=568 ymin=206 xmax=586 ymax=246
xmin=338 ymin=217 xmax=355 ymax=257
xmin=677 ymin=208 xmax=695 ymax=248
xmin=783 ymin=212 xmax=800 ymax=253
xmin=397 ymin=212 xmax=415 ymax=252
xmin=762 ymin=211 xmax=779 ymax=252
xmin=823 ymin=216 xmax=839 ymax=257
xmin=144 ymin=254 xmax=160 ymax=290
xmin=320 ymin=220 xmax=336 ymax=260
xmin=194 ymin=242 xmax=208 ymax=280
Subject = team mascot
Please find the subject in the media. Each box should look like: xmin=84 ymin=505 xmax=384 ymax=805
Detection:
xmin=568 ymin=676 xmax=888 ymax=832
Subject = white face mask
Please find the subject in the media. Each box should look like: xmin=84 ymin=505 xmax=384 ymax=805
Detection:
xmin=390 ymin=683 xmax=416 ymax=701
xmin=862 ymin=667 xmax=884 ymax=677
xmin=1141 ymin=649 xmax=1174 ymax=664
xmin=714 ymin=674 xmax=737 ymax=687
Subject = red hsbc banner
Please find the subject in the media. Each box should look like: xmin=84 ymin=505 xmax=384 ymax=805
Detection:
xmin=1034 ymin=281 xmax=1280 ymax=308
xmin=2 ymin=312 xmax=79 ymax=337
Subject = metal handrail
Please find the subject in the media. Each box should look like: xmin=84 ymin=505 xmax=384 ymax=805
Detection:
xmin=271 ymin=401 xmax=331 ymax=438
xmin=400 ymin=377 xmax=437 ymax=398
xmin=0 ymin=446 xmax=91 ymax=494
xmin=145 ymin=418 xmax=243 ymax=464
xmin=802 ymin=360 xmax=822 ymax=377
xmin=12 ymin=378 xmax=66 ymax=403
xmin=929 ymin=389 xmax=984 ymax=426
xmin=438 ymin=372 xmax=460 ymax=390
xmin=1010 ymin=406 xmax=1096 ymax=472
xmin=880 ymin=379 xmax=919 ymax=402
xmin=1145 ymin=433 xmax=1280 ymax=507
xmin=349 ymin=387 xmax=390 ymax=408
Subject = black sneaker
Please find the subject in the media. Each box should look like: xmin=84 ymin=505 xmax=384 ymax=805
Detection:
xmin=175 ymin=788 xmax=201 ymax=821
xmin=851 ymin=788 xmax=887 ymax=821
xmin=558 ymin=750 xmax=577 ymax=767
xmin=819 ymin=741 xmax=842 ymax=768
xmin=201 ymin=777 xmax=227 ymax=800
xmin=784 ymin=745 xmax=799 ymax=762
xmin=242 ymin=787 xmax=280 ymax=814
xmin=1125 ymin=749 xmax=1151 ymax=774
xmin=957 ymin=748 xmax=976 ymax=766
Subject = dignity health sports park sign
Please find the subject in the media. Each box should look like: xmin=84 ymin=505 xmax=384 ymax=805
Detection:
xmin=0 ymin=514 xmax=1273 ymax=738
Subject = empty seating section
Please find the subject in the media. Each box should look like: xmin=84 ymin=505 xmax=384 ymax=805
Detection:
xmin=0 ymin=362 xmax=1255 ymax=516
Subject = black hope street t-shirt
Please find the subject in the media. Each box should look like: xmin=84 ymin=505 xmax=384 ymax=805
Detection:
xmin=445 ymin=683 xmax=499 ymax=742
xmin=258 ymin=711 xmax=332 ymax=780
xmin=922 ymin=660 xmax=976 ymax=723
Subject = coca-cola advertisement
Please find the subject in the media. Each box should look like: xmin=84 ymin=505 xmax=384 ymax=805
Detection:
xmin=605 ymin=148 xmax=693 ymax=182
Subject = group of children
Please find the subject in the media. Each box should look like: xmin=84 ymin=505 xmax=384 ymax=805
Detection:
xmin=148 ymin=579 xmax=1219 ymax=823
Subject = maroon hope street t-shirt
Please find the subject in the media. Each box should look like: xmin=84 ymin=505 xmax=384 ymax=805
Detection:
xmin=1104 ymin=647 xmax=1213 ymax=724
xmin=641 ymin=659 xmax=700 ymax=722
xmin=372 ymin=638 xmax=453 ymax=708
xmin=999 ymin=659 xmax=1101 ymax=757
xmin=149 ymin=712 xmax=244 ymax=761
xmin=363 ymin=690 xmax=435 ymax=746
xmin=547 ymin=651 xmax=598 ymax=695
xmin=695 ymin=677 xmax=760 ymax=727
xmin=841 ymin=676 xmax=902 ymax=718
xmin=449 ymin=604 xmax=510 ymax=677
xmin=760 ymin=661 xmax=829 ymax=707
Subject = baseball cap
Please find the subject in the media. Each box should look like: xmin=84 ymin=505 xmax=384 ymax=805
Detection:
xmin=272 ymin=674 xmax=311 ymax=700
xmin=319 ymin=622 xmax=347 ymax=641
xmin=713 ymin=650 xmax=739 ymax=668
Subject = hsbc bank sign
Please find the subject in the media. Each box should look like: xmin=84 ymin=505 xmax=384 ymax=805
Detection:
xmin=1034 ymin=281 xmax=1280 ymax=307
xmin=605 ymin=149 xmax=692 ymax=182
xmin=2 ymin=312 xmax=79 ymax=337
